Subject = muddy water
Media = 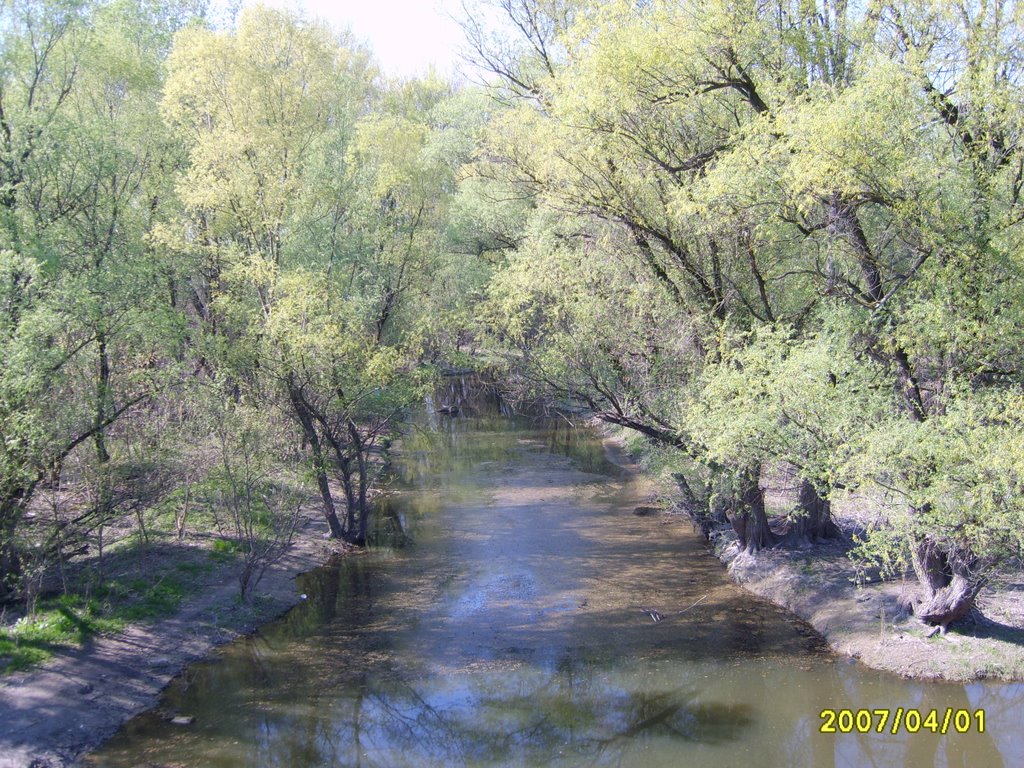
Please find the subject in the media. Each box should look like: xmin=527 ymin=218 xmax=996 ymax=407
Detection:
xmin=88 ymin=400 xmax=1022 ymax=767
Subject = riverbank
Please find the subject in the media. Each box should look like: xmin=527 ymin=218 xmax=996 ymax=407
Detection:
xmin=86 ymin=406 xmax=861 ymax=768
xmin=5 ymin=417 xmax=1022 ymax=768
xmin=602 ymin=431 xmax=1024 ymax=682
xmin=716 ymin=531 xmax=1024 ymax=681
xmin=0 ymin=505 xmax=340 ymax=768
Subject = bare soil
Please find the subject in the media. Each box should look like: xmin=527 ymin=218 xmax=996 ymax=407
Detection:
xmin=677 ymin=461 xmax=1024 ymax=682
xmin=713 ymin=530 xmax=1024 ymax=682
xmin=0 ymin=506 xmax=341 ymax=768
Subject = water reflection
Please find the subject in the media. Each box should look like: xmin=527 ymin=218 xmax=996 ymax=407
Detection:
xmin=88 ymin=381 xmax=1024 ymax=768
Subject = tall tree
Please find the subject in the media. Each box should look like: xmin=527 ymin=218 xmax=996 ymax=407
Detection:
xmin=0 ymin=0 xmax=201 ymax=599
xmin=475 ymin=0 xmax=1024 ymax=623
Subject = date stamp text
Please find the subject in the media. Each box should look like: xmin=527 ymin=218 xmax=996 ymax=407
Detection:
xmin=819 ymin=708 xmax=985 ymax=735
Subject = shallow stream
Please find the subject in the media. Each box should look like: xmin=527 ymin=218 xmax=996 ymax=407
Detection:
xmin=87 ymin=388 xmax=1022 ymax=767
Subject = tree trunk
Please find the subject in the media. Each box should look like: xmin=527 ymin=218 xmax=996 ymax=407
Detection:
xmin=828 ymin=195 xmax=884 ymax=303
xmin=349 ymin=420 xmax=370 ymax=546
xmin=94 ymin=333 xmax=112 ymax=465
xmin=792 ymin=479 xmax=841 ymax=542
xmin=911 ymin=535 xmax=982 ymax=634
xmin=910 ymin=534 xmax=949 ymax=594
xmin=671 ymin=472 xmax=718 ymax=538
xmin=310 ymin=442 xmax=344 ymax=540
xmin=729 ymin=465 xmax=776 ymax=554
xmin=93 ymin=333 xmax=114 ymax=552
xmin=287 ymin=384 xmax=344 ymax=538
xmin=0 ymin=502 xmax=22 ymax=602
xmin=917 ymin=572 xmax=981 ymax=634
xmin=340 ymin=464 xmax=358 ymax=543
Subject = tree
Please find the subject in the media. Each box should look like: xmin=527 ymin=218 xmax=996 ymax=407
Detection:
xmin=0 ymin=0 xmax=198 ymax=600
xmin=474 ymin=0 xmax=818 ymax=546
xmin=162 ymin=7 xmax=454 ymax=544
xmin=474 ymin=0 xmax=1024 ymax=627
xmin=161 ymin=6 xmax=370 ymax=536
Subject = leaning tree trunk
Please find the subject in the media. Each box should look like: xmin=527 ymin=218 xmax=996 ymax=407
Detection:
xmin=671 ymin=472 xmax=721 ymax=538
xmin=792 ymin=479 xmax=841 ymax=542
xmin=911 ymin=535 xmax=983 ymax=635
xmin=308 ymin=438 xmax=344 ymax=540
xmin=287 ymin=384 xmax=344 ymax=539
xmin=729 ymin=465 xmax=776 ymax=554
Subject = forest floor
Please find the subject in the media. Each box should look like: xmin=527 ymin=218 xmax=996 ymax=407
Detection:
xmin=624 ymin=436 xmax=1024 ymax=682
xmin=0 ymin=505 xmax=342 ymax=768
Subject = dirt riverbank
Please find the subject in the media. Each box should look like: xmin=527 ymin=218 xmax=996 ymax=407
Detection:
xmin=0 ymin=506 xmax=340 ymax=768
xmin=605 ymin=431 xmax=1024 ymax=682
xmin=715 ymin=532 xmax=1024 ymax=681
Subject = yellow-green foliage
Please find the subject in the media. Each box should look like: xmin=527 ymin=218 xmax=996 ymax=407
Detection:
xmin=477 ymin=0 xmax=1024 ymax=586
xmin=853 ymin=389 xmax=1024 ymax=572
xmin=688 ymin=318 xmax=893 ymax=486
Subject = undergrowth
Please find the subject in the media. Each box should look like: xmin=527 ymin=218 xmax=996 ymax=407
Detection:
xmin=0 ymin=556 xmax=221 ymax=674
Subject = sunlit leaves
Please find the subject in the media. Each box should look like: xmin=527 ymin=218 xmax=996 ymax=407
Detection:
xmin=478 ymin=0 xmax=1024 ymax=589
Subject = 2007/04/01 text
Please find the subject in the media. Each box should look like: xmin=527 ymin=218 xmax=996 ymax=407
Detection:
xmin=819 ymin=708 xmax=985 ymax=735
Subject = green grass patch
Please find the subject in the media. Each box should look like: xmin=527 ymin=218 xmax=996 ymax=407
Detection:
xmin=210 ymin=537 xmax=246 ymax=562
xmin=175 ymin=559 xmax=215 ymax=576
xmin=0 ymin=595 xmax=124 ymax=673
xmin=115 ymin=577 xmax=189 ymax=621
xmin=0 ymin=555 xmax=222 ymax=674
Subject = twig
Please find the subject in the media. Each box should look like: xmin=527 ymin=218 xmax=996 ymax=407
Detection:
xmin=676 ymin=595 xmax=709 ymax=615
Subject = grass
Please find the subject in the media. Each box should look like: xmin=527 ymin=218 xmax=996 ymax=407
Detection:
xmin=211 ymin=537 xmax=246 ymax=558
xmin=0 ymin=555 xmax=221 ymax=674
xmin=0 ymin=595 xmax=124 ymax=673
xmin=112 ymin=578 xmax=188 ymax=621
xmin=0 ymin=464 xmax=305 ymax=676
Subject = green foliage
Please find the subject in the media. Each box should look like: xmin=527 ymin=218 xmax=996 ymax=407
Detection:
xmin=3 ymin=0 xmax=1023 ymax=638
xmin=475 ymin=0 xmax=1024 ymax=607
xmin=211 ymin=538 xmax=245 ymax=558
xmin=851 ymin=389 xmax=1024 ymax=574
xmin=689 ymin=315 xmax=894 ymax=486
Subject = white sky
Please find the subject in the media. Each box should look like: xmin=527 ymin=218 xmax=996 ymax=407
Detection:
xmin=212 ymin=0 xmax=470 ymax=79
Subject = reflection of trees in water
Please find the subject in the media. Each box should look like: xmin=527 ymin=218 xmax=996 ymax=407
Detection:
xmin=160 ymin=631 xmax=1012 ymax=768
xmin=390 ymin=379 xmax=616 ymax=494
xmin=222 ymin=653 xmax=755 ymax=768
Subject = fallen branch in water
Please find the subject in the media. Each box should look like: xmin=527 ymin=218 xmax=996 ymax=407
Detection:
xmin=676 ymin=595 xmax=709 ymax=615
xmin=637 ymin=595 xmax=709 ymax=623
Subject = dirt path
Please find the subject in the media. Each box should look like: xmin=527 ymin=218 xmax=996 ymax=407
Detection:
xmin=0 ymin=510 xmax=336 ymax=768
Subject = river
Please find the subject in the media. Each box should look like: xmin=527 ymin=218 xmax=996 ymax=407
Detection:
xmin=87 ymin=384 xmax=1020 ymax=767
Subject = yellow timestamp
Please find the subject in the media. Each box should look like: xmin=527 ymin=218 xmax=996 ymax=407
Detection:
xmin=819 ymin=708 xmax=985 ymax=735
